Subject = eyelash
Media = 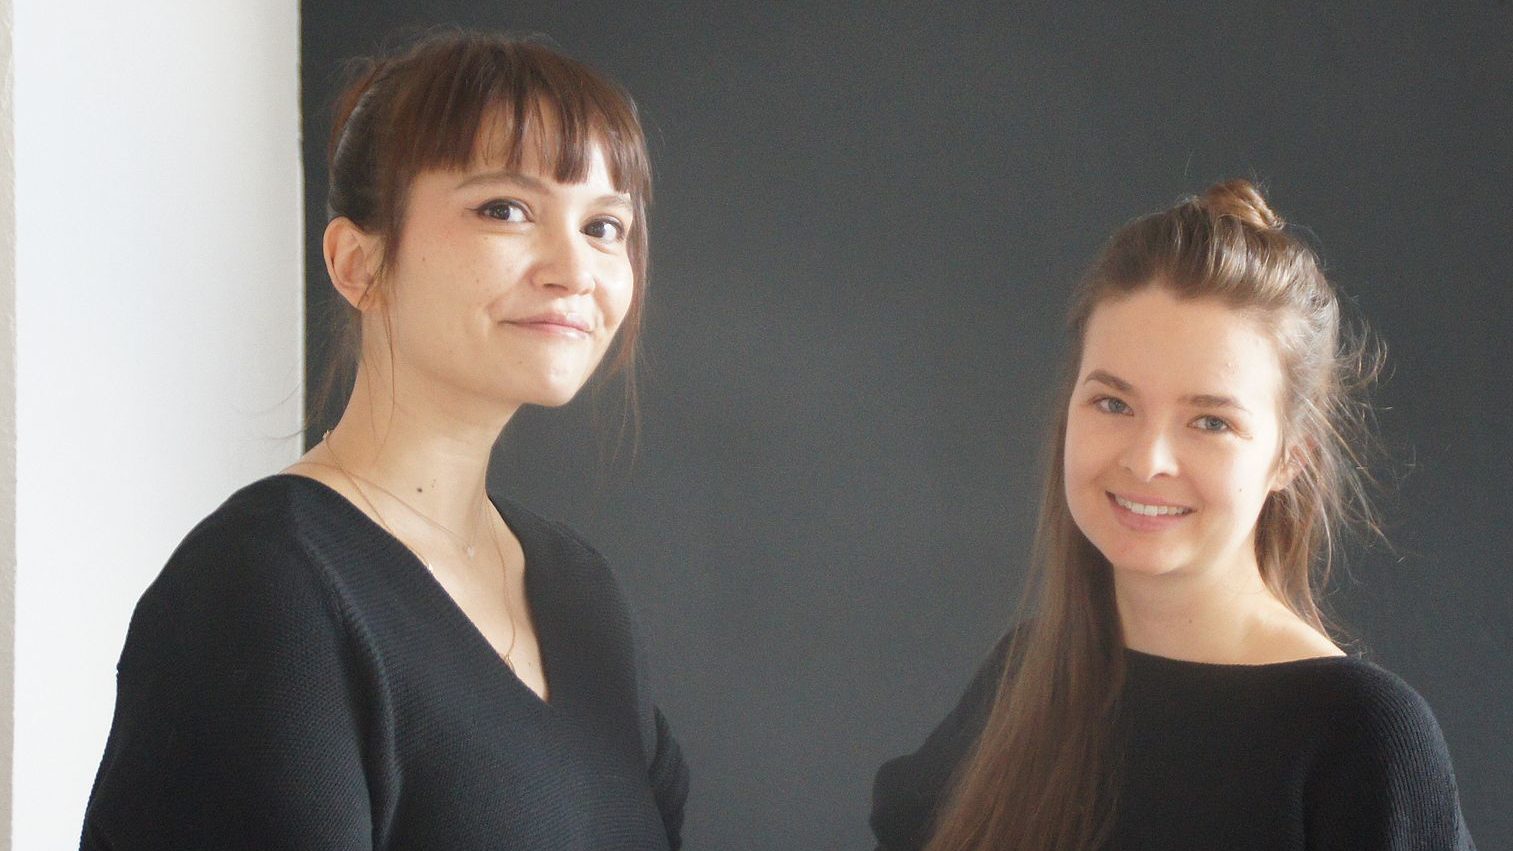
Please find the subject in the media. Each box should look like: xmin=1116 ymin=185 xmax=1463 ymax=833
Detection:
xmin=1092 ymin=396 xmax=1131 ymax=416
xmin=476 ymin=199 xmax=528 ymax=222
xmin=1192 ymin=414 xmax=1233 ymax=434
xmin=473 ymin=200 xmax=629 ymax=244
xmin=1091 ymin=396 xmax=1235 ymax=434
xmin=584 ymin=217 xmax=628 ymax=243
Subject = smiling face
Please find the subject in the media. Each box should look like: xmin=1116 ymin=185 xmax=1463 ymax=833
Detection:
xmin=1063 ymin=287 xmax=1294 ymax=582
xmin=371 ymin=134 xmax=636 ymax=412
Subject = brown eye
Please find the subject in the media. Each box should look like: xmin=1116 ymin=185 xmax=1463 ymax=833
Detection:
xmin=584 ymin=217 xmax=626 ymax=242
xmin=478 ymin=200 xmax=528 ymax=222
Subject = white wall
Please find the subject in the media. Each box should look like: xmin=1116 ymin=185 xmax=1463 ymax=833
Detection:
xmin=1 ymin=0 xmax=18 ymax=845
xmin=9 ymin=3 xmax=302 ymax=847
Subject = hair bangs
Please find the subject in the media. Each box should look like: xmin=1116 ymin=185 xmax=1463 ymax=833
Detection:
xmin=385 ymin=40 xmax=650 ymax=203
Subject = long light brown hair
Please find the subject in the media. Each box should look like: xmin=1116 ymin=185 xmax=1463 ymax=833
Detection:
xmin=926 ymin=180 xmax=1383 ymax=851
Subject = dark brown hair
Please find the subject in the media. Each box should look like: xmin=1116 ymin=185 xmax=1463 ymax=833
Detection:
xmin=926 ymin=180 xmax=1383 ymax=850
xmin=316 ymin=31 xmax=652 ymax=429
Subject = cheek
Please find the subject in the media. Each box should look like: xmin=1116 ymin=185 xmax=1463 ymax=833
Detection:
xmin=597 ymin=260 xmax=636 ymax=330
xmin=1063 ymin=414 xmax=1109 ymax=487
xmin=1062 ymin=430 xmax=1106 ymax=524
xmin=1208 ymin=451 xmax=1280 ymax=516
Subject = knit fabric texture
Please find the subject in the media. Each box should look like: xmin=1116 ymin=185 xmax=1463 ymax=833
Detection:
xmin=872 ymin=632 xmax=1475 ymax=850
xmin=82 ymin=475 xmax=688 ymax=850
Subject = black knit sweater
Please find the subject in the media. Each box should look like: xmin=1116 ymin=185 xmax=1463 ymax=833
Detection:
xmin=872 ymin=633 xmax=1474 ymax=850
xmin=82 ymin=475 xmax=688 ymax=850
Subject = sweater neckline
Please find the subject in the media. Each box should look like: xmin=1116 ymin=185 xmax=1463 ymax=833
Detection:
xmin=269 ymin=472 xmax=560 ymax=711
xmin=1123 ymin=645 xmax=1358 ymax=672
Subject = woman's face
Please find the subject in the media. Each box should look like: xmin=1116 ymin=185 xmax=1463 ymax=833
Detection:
xmin=373 ymin=134 xmax=635 ymax=412
xmin=1063 ymin=288 xmax=1293 ymax=583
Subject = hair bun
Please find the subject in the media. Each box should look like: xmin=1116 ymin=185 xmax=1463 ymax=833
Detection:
xmin=1199 ymin=179 xmax=1285 ymax=231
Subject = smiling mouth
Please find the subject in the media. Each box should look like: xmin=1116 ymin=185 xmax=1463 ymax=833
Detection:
xmin=1111 ymin=493 xmax=1194 ymax=517
xmin=505 ymin=315 xmax=592 ymax=337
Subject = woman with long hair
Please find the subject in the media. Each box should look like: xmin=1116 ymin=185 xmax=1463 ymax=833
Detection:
xmin=871 ymin=180 xmax=1473 ymax=850
xmin=82 ymin=32 xmax=687 ymax=850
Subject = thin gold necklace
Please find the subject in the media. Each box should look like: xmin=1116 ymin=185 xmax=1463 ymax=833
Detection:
xmin=483 ymin=500 xmax=520 ymax=672
xmin=319 ymin=431 xmax=482 ymax=558
xmin=318 ymin=433 xmax=518 ymax=671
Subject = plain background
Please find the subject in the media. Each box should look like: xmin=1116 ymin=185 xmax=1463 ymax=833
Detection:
xmin=7 ymin=2 xmax=303 ymax=848
xmin=303 ymin=4 xmax=1511 ymax=848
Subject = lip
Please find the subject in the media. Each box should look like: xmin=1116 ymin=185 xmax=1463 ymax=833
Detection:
xmin=504 ymin=312 xmax=593 ymax=338
xmin=1107 ymin=491 xmax=1194 ymax=532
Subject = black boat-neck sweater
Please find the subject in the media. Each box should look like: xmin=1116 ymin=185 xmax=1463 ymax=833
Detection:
xmin=872 ymin=632 xmax=1474 ymax=850
xmin=82 ymin=475 xmax=688 ymax=850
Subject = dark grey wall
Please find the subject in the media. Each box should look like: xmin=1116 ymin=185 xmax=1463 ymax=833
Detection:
xmin=302 ymin=4 xmax=1513 ymax=848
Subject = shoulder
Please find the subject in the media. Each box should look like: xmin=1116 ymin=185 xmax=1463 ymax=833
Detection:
xmin=495 ymin=496 xmax=621 ymax=589
xmin=1311 ymin=658 xmax=1447 ymax=745
xmin=129 ymin=476 xmax=359 ymax=660
xmin=154 ymin=476 xmax=346 ymax=590
xmin=1221 ymin=654 xmax=1454 ymax=756
xmin=86 ymin=477 xmax=382 ymax=847
xmin=1302 ymin=658 xmax=1475 ymax=847
xmin=170 ymin=474 xmax=330 ymax=556
xmin=1305 ymin=657 xmax=1462 ymax=795
xmin=1301 ymin=657 xmax=1464 ymax=787
xmin=495 ymin=497 xmax=602 ymax=555
xmin=1256 ymin=614 xmax=1347 ymax=663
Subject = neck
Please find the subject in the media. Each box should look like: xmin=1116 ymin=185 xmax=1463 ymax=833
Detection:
xmin=1113 ymin=546 xmax=1286 ymax=663
xmin=322 ymin=364 xmax=519 ymax=530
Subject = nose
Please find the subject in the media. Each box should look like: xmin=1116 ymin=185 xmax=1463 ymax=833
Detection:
xmin=1119 ymin=423 xmax=1179 ymax=481
xmin=532 ymin=223 xmax=596 ymax=295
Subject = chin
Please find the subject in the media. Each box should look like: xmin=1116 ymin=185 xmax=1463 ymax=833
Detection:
xmin=500 ymin=365 xmax=596 ymax=409
xmin=1087 ymin=534 xmax=1190 ymax=579
xmin=524 ymin=385 xmax=586 ymax=408
xmin=1106 ymin=555 xmax=1187 ymax=578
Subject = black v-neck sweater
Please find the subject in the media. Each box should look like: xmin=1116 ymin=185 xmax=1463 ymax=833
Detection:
xmin=82 ymin=475 xmax=688 ymax=850
xmin=872 ymin=632 xmax=1475 ymax=850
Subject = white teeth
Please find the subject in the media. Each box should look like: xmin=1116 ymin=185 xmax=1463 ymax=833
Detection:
xmin=1114 ymin=495 xmax=1190 ymax=517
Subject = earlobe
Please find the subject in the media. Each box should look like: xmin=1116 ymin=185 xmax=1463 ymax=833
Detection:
xmin=323 ymin=217 xmax=383 ymax=310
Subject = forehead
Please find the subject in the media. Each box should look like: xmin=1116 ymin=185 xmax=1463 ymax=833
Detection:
xmin=1080 ymin=288 xmax=1283 ymax=403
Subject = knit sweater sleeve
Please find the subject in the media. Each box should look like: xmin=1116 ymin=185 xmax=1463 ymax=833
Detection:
xmin=648 ymin=706 xmax=690 ymax=849
xmin=81 ymin=508 xmax=378 ymax=851
xmin=1305 ymin=667 xmax=1476 ymax=850
xmin=870 ymin=632 xmax=1014 ymax=851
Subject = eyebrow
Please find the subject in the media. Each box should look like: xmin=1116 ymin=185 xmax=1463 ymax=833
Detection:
xmin=1184 ymin=393 xmax=1250 ymax=413
xmin=453 ymin=169 xmax=633 ymax=213
xmin=1082 ymin=369 xmax=1251 ymax=414
xmin=1083 ymin=369 xmax=1131 ymax=393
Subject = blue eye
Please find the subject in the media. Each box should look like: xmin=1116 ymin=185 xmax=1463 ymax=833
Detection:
xmin=1193 ymin=415 xmax=1231 ymax=433
xmin=1094 ymin=397 xmax=1130 ymax=415
xmin=477 ymin=200 xmax=528 ymax=222
xmin=584 ymin=217 xmax=627 ymax=242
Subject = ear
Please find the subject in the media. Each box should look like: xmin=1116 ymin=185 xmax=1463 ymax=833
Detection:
xmin=323 ymin=217 xmax=383 ymax=310
xmin=1269 ymin=439 xmax=1307 ymax=493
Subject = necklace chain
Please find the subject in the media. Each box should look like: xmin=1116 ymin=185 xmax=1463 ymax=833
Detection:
xmin=318 ymin=432 xmax=519 ymax=670
xmin=318 ymin=432 xmax=481 ymax=558
xmin=483 ymin=499 xmax=520 ymax=670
